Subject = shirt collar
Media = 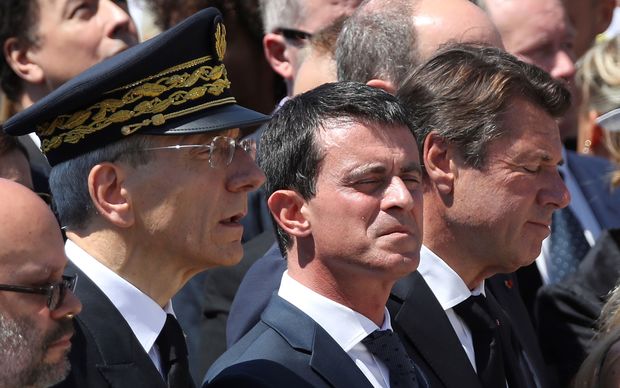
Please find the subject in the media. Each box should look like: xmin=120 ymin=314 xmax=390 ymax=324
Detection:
xmin=417 ymin=245 xmax=485 ymax=310
xmin=278 ymin=271 xmax=391 ymax=352
xmin=65 ymin=239 xmax=173 ymax=354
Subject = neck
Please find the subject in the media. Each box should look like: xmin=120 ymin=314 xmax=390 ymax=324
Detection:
xmin=67 ymin=230 xmax=192 ymax=307
xmin=422 ymin=200 xmax=491 ymax=290
xmin=287 ymin=248 xmax=392 ymax=326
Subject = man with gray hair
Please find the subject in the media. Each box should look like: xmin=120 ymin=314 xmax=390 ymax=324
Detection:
xmin=260 ymin=0 xmax=361 ymax=98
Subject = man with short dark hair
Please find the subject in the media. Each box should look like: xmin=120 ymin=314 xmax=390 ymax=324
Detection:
xmin=0 ymin=178 xmax=82 ymax=388
xmin=3 ymin=8 xmax=266 ymax=388
xmin=206 ymin=81 xmax=426 ymax=387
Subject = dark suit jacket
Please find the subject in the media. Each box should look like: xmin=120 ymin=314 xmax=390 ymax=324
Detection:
xmin=388 ymin=271 xmax=555 ymax=388
xmin=55 ymin=262 xmax=166 ymax=388
xmin=226 ymin=246 xmax=551 ymax=387
xmin=535 ymin=229 xmax=620 ymax=387
xmin=226 ymin=241 xmax=281 ymax=346
xmin=206 ymin=295 xmax=382 ymax=387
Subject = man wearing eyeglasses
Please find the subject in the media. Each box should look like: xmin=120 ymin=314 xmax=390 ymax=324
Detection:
xmin=3 ymin=8 xmax=266 ymax=388
xmin=0 ymin=178 xmax=82 ymax=388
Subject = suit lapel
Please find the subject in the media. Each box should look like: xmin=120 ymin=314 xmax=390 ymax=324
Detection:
xmin=486 ymin=279 xmax=548 ymax=388
xmin=390 ymin=272 xmax=481 ymax=388
xmin=67 ymin=263 xmax=167 ymax=388
xmin=261 ymin=296 xmax=373 ymax=388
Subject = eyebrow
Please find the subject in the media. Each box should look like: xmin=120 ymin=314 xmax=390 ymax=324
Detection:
xmin=347 ymin=161 xmax=423 ymax=179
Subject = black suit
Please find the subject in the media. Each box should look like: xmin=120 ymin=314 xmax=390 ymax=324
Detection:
xmin=388 ymin=272 xmax=554 ymax=388
xmin=55 ymin=263 xmax=166 ymax=388
xmin=206 ymin=295 xmax=385 ymax=387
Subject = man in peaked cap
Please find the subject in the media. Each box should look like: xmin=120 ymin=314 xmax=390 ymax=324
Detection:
xmin=3 ymin=8 xmax=266 ymax=388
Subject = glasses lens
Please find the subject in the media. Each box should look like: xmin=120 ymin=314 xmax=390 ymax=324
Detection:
xmin=240 ymin=139 xmax=257 ymax=161
xmin=49 ymin=275 xmax=77 ymax=311
xmin=209 ymin=136 xmax=236 ymax=168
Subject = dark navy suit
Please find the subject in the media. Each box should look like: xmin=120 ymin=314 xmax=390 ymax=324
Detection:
xmin=207 ymin=295 xmax=427 ymax=387
xmin=226 ymin=246 xmax=554 ymax=387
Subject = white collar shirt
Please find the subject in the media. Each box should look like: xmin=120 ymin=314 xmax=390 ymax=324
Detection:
xmin=278 ymin=271 xmax=393 ymax=388
xmin=65 ymin=239 xmax=173 ymax=375
xmin=417 ymin=245 xmax=485 ymax=372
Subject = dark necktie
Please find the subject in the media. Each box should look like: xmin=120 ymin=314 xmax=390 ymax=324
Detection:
xmin=362 ymin=330 xmax=419 ymax=388
xmin=547 ymin=206 xmax=590 ymax=283
xmin=453 ymin=295 xmax=506 ymax=388
xmin=156 ymin=314 xmax=195 ymax=388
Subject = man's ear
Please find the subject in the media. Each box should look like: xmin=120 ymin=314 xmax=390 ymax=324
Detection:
xmin=267 ymin=190 xmax=311 ymax=237
xmin=263 ymin=33 xmax=295 ymax=81
xmin=87 ymin=163 xmax=134 ymax=228
xmin=424 ymin=132 xmax=455 ymax=195
xmin=3 ymin=37 xmax=44 ymax=84
xmin=366 ymin=79 xmax=396 ymax=95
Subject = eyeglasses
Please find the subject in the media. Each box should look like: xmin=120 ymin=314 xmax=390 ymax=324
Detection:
xmin=142 ymin=136 xmax=257 ymax=169
xmin=274 ymin=28 xmax=313 ymax=45
xmin=0 ymin=274 xmax=78 ymax=311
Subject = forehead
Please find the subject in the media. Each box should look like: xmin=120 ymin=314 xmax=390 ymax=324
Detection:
xmin=414 ymin=0 xmax=504 ymax=59
xmin=0 ymin=219 xmax=66 ymax=284
xmin=491 ymin=0 xmax=568 ymax=53
xmin=318 ymin=120 xmax=419 ymax=163
xmin=155 ymin=128 xmax=240 ymax=146
xmin=488 ymin=97 xmax=562 ymax=160
xmin=298 ymin=0 xmax=361 ymax=32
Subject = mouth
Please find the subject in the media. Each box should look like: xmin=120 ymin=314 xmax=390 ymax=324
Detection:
xmin=527 ymin=220 xmax=552 ymax=235
xmin=220 ymin=212 xmax=246 ymax=225
xmin=48 ymin=331 xmax=73 ymax=350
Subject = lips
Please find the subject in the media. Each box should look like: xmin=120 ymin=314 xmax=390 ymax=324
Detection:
xmin=220 ymin=212 xmax=246 ymax=225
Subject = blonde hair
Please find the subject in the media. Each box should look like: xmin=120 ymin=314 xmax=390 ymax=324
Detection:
xmin=573 ymin=283 xmax=620 ymax=387
xmin=577 ymin=36 xmax=620 ymax=187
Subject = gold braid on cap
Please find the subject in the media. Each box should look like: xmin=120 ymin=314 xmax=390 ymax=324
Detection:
xmin=37 ymin=22 xmax=233 ymax=154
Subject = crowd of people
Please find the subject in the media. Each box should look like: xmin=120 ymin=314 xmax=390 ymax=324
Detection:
xmin=2 ymin=0 xmax=620 ymax=387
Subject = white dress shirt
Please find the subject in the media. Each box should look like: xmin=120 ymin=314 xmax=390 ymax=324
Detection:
xmin=417 ymin=245 xmax=485 ymax=371
xmin=278 ymin=271 xmax=393 ymax=388
xmin=536 ymin=147 xmax=601 ymax=284
xmin=65 ymin=239 xmax=173 ymax=375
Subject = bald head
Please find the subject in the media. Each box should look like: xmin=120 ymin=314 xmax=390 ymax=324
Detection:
xmin=480 ymin=0 xmax=578 ymax=139
xmin=337 ymin=0 xmax=503 ymax=89
xmin=481 ymin=0 xmax=575 ymax=81
xmin=0 ymin=179 xmax=64 ymax=272
xmin=413 ymin=0 xmax=504 ymax=60
xmin=0 ymin=179 xmax=78 ymax=388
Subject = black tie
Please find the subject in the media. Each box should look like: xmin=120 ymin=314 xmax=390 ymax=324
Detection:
xmin=547 ymin=206 xmax=590 ymax=283
xmin=362 ymin=330 xmax=419 ymax=388
xmin=453 ymin=295 xmax=506 ymax=388
xmin=156 ymin=314 xmax=195 ymax=388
